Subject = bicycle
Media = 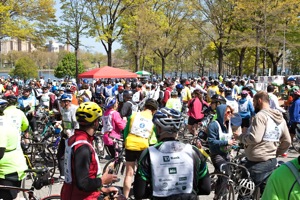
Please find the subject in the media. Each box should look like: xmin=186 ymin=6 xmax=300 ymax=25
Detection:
xmin=0 ymin=168 xmax=60 ymax=200
xmin=102 ymin=136 xmax=126 ymax=176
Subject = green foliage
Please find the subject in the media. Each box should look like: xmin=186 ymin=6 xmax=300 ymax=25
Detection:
xmin=54 ymin=53 xmax=84 ymax=78
xmin=10 ymin=57 xmax=38 ymax=80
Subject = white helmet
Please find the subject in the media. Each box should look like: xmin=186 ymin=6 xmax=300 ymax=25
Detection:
xmin=238 ymin=178 xmax=255 ymax=197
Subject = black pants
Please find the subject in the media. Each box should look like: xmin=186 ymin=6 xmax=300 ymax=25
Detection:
xmin=57 ymin=137 xmax=66 ymax=177
xmin=0 ymin=178 xmax=21 ymax=200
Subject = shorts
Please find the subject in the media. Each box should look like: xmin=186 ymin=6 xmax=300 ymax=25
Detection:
xmin=188 ymin=116 xmax=202 ymax=126
xmin=241 ymin=118 xmax=251 ymax=128
xmin=0 ymin=178 xmax=21 ymax=199
xmin=125 ymin=149 xmax=143 ymax=162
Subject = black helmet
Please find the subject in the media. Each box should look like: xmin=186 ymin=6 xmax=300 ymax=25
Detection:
xmin=211 ymin=94 xmax=226 ymax=104
xmin=225 ymin=88 xmax=232 ymax=96
xmin=4 ymin=95 xmax=18 ymax=105
xmin=123 ymin=90 xmax=133 ymax=100
xmin=6 ymin=85 xmax=13 ymax=90
xmin=144 ymin=98 xmax=158 ymax=111
xmin=23 ymin=85 xmax=32 ymax=91
xmin=131 ymin=82 xmax=137 ymax=89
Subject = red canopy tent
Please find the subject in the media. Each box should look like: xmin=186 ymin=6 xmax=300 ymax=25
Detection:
xmin=78 ymin=66 xmax=138 ymax=79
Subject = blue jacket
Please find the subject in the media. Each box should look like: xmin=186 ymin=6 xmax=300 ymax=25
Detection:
xmin=289 ymin=98 xmax=300 ymax=123
xmin=207 ymin=104 xmax=230 ymax=156
xmin=238 ymin=98 xmax=255 ymax=119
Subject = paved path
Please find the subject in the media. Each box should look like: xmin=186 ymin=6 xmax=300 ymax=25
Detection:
xmin=29 ymin=148 xmax=298 ymax=200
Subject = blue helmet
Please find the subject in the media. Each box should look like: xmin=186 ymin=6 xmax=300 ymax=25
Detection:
xmin=287 ymin=76 xmax=296 ymax=82
xmin=176 ymin=84 xmax=184 ymax=90
xmin=52 ymin=86 xmax=58 ymax=92
xmin=105 ymin=97 xmax=117 ymax=109
xmin=83 ymin=79 xmax=89 ymax=84
xmin=60 ymin=93 xmax=72 ymax=101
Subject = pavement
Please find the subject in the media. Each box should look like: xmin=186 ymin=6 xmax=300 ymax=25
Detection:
xmin=27 ymin=147 xmax=299 ymax=200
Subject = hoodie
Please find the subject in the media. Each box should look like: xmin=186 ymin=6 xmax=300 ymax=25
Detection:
xmin=238 ymin=97 xmax=255 ymax=119
xmin=207 ymin=104 xmax=232 ymax=156
xmin=239 ymin=108 xmax=291 ymax=162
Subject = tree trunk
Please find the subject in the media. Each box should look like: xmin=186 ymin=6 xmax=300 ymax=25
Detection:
xmin=238 ymin=47 xmax=246 ymax=76
xmin=107 ymin=39 xmax=113 ymax=66
xmin=218 ymin=43 xmax=223 ymax=75
xmin=75 ymin=48 xmax=79 ymax=85
xmin=255 ymin=46 xmax=260 ymax=75
xmin=161 ymin=57 xmax=165 ymax=80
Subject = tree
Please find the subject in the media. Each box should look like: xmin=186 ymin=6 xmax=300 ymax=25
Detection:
xmin=54 ymin=53 xmax=84 ymax=78
xmin=58 ymin=0 xmax=91 ymax=84
xmin=10 ymin=57 xmax=38 ymax=80
xmin=0 ymin=0 xmax=57 ymax=44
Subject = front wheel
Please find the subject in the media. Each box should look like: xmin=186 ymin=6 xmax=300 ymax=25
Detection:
xmin=210 ymin=173 xmax=235 ymax=200
xmin=103 ymin=158 xmax=125 ymax=176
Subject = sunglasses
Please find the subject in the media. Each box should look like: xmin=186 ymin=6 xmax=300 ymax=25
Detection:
xmin=226 ymin=111 xmax=232 ymax=115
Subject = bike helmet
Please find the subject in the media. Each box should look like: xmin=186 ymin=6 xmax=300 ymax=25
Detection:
xmin=211 ymin=94 xmax=226 ymax=104
xmin=4 ymin=95 xmax=18 ymax=105
xmin=58 ymin=86 xmax=65 ymax=91
xmin=238 ymin=178 xmax=255 ymax=197
xmin=287 ymin=76 xmax=296 ymax=82
xmin=76 ymin=102 xmax=103 ymax=124
xmin=83 ymin=79 xmax=89 ymax=84
xmin=23 ymin=85 xmax=32 ymax=92
xmin=6 ymin=84 xmax=13 ymax=90
xmin=131 ymin=82 xmax=137 ymax=89
xmin=105 ymin=97 xmax=117 ymax=109
xmin=52 ymin=86 xmax=58 ymax=92
xmin=144 ymin=98 xmax=158 ymax=111
xmin=60 ymin=93 xmax=72 ymax=101
xmin=123 ymin=90 xmax=133 ymax=99
xmin=171 ymin=90 xmax=178 ymax=96
xmin=153 ymin=107 xmax=184 ymax=133
xmin=0 ymin=99 xmax=8 ymax=115
xmin=176 ymin=84 xmax=184 ymax=90
xmin=66 ymin=84 xmax=76 ymax=92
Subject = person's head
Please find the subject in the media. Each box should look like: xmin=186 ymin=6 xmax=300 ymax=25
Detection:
xmin=42 ymin=85 xmax=49 ymax=93
xmin=267 ymin=85 xmax=275 ymax=93
xmin=105 ymin=97 xmax=118 ymax=110
xmin=211 ymin=94 xmax=226 ymax=110
xmin=216 ymin=104 xmax=233 ymax=123
xmin=293 ymin=89 xmax=300 ymax=100
xmin=193 ymin=89 xmax=202 ymax=99
xmin=225 ymin=88 xmax=232 ymax=97
xmin=175 ymin=84 xmax=183 ymax=92
xmin=123 ymin=90 xmax=133 ymax=101
xmin=287 ymin=76 xmax=296 ymax=86
xmin=171 ymin=90 xmax=178 ymax=98
xmin=144 ymin=98 xmax=158 ymax=114
xmin=22 ymin=85 xmax=32 ymax=97
xmin=253 ymin=91 xmax=270 ymax=113
xmin=76 ymin=102 xmax=103 ymax=133
xmin=59 ymin=93 xmax=72 ymax=109
xmin=241 ymin=90 xmax=248 ymax=99
xmin=0 ymin=99 xmax=8 ymax=116
xmin=153 ymin=107 xmax=184 ymax=140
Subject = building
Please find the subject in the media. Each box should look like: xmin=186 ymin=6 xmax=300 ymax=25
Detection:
xmin=46 ymin=40 xmax=70 ymax=53
xmin=0 ymin=38 xmax=36 ymax=54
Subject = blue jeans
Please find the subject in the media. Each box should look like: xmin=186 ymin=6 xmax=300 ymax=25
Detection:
xmin=245 ymin=158 xmax=277 ymax=191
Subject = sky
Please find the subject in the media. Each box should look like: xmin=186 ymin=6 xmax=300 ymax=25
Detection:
xmin=54 ymin=1 xmax=120 ymax=54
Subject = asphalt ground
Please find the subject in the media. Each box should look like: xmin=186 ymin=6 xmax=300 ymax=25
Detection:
xmin=19 ymin=146 xmax=299 ymax=200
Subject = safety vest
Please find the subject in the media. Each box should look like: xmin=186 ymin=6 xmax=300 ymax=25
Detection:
xmin=130 ymin=112 xmax=153 ymax=138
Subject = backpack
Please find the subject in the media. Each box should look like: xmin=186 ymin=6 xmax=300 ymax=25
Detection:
xmin=64 ymin=140 xmax=101 ymax=184
xmin=128 ymin=101 xmax=139 ymax=113
xmin=285 ymin=161 xmax=300 ymax=185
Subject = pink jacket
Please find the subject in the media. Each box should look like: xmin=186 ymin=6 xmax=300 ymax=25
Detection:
xmin=102 ymin=108 xmax=126 ymax=146
xmin=187 ymin=97 xmax=205 ymax=120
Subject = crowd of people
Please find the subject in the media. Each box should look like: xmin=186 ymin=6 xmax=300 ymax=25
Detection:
xmin=0 ymin=74 xmax=299 ymax=200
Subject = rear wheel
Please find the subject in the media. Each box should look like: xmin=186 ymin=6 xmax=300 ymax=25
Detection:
xmin=292 ymin=136 xmax=300 ymax=153
xmin=103 ymin=158 xmax=126 ymax=176
xmin=210 ymin=173 xmax=235 ymax=200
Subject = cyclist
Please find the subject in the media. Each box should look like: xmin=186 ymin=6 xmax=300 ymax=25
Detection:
xmin=225 ymin=88 xmax=239 ymax=113
xmin=123 ymin=98 xmax=158 ymax=198
xmin=120 ymin=90 xmax=139 ymax=119
xmin=261 ymin=155 xmax=300 ymax=200
xmin=0 ymin=99 xmax=28 ymax=200
xmin=102 ymin=97 xmax=126 ymax=158
xmin=56 ymin=93 xmax=79 ymax=180
xmin=4 ymin=95 xmax=29 ymax=135
xmin=238 ymin=90 xmax=255 ymax=134
xmin=133 ymin=107 xmax=211 ymax=199
xmin=234 ymin=91 xmax=291 ymax=194
xmin=289 ymin=89 xmax=300 ymax=141
xmin=165 ymin=90 xmax=182 ymax=112
xmin=61 ymin=102 xmax=118 ymax=200
xmin=18 ymin=85 xmax=38 ymax=135
xmin=207 ymin=104 xmax=237 ymax=198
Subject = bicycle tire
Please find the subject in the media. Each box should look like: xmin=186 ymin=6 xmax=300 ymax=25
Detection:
xmin=292 ymin=136 xmax=300 ymax=153
xmin=210 ymin=172 xmax=235 ymax=200
xmin=252 ymin=186 xmax=261 ymax=200
xmin=103 ymin=158 xmax=125 ymax=176
xmin=42 ymin=195 xmax=61 ymax=200
xmin=21 ymin=173 xmax=52 ymax=200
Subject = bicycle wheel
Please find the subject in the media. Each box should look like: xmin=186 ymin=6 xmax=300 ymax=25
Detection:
xmin=42 ymin=195 xmax=61 ymax=200
xmin=292 ymin=136 xmax=300 ymax=153
xmin=94 ymin=136 xmax=105 ymax=159
xmin=252 ymin=186 xmax=261 ymax=200
xmin=21 ymin=172 xmax=52 ymax=200
xmin=210 ymin=173 xmax=235 ymax=200
xmin=103 ymin=158 xmax=125 ymax=176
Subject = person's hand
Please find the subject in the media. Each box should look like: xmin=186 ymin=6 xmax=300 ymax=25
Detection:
xmin=227 ymin=139 xmax=237 ymax=146
xmin=101 ymin=186 xmax=119 ymax=195
xmin=195 ymin=139 xmax=202 ymax=149
xmin=101 ymin=171 xmax=118 ymax=185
